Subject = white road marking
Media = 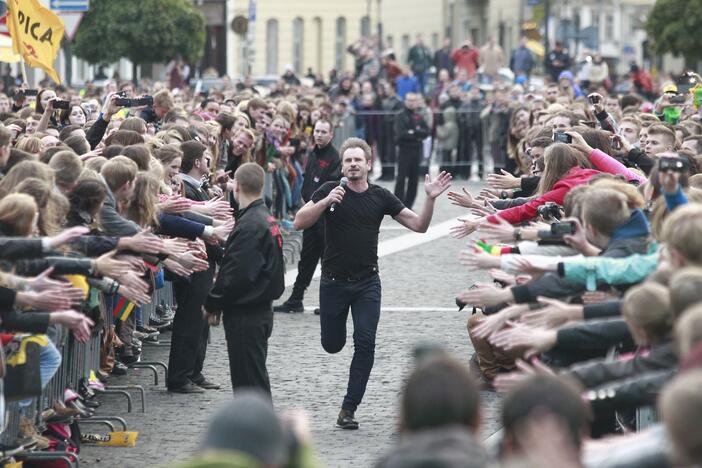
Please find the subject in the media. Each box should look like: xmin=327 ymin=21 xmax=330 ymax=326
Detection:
xmin=284 ymin=219 xmax=456 ymax=287
xmin=295 ymin=306 xmax=458 ymax=313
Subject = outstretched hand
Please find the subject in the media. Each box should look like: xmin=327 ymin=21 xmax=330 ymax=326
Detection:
xmin=424 ymin=171 xmax=452 ymax=199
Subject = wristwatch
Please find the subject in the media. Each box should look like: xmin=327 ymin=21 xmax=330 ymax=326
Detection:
xmin=514 ymin=228 xmax=522 ymax=241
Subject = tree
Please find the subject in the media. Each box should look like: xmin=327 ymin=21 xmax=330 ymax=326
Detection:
xmin=646 ymin=0 xmax=702 ymax=66
xmin=73 ymin=0 xmax=205 ymax=80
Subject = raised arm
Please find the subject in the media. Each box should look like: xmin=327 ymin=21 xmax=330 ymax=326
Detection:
xmin=394 ymin=172 xmax=452 ymax=233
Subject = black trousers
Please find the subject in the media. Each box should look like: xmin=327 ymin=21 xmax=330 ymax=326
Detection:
xmin=319 ymin=274 xmax=381 ymax=412
xmin=222 ymin=310 xmax=274 ymax=395
xmin=289 ymin=222 xmax=324 ymax=303
xmin=394 ymin=144 xmax=422 ymax=209
xmin=167 ymin=264 xmax=214 ymax=388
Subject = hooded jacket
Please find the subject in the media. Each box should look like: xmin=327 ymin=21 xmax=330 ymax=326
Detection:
xmin=374 ymin=426 xmax=488 ymax=468
xmin=511 ymin=209 xmax=651 ymax=303
xmin=486 ymin=167 xmax=600 ymax=225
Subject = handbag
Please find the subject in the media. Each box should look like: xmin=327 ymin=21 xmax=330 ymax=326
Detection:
xmin=3 ymin=334 xmax=46 ymax=401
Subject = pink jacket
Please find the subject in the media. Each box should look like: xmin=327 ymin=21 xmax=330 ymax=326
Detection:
xmin=588 ymin=149 xmax=647 ymax=185
xmin=486 ymin=167 xmax=601 ymax=225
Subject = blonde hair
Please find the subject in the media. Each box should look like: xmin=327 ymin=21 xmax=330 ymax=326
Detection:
xmin=0 ymin=193 xmax=38 ymax=236
xmin=659 ymin=370 xmax=702 ymax=465
xmin=661 ymin=203 xmax=702 ymax=266
xmin=621 ymin=282 xmax=673 ymax=345
xmin=15 ymin=135 xmax=42 ymax=154
xmin=125 ymin=172 xmax=160 ymax=228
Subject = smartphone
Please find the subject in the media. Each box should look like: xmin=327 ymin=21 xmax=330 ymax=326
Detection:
xmin=24 ymin=89 xmax=38 ymax=97
xmin=552 ymin=132 xmax=572 ymax=144
xmin=588 ymin=94 xmax=601 ymax=104
xmin=550 ymin=221 xmax=576 ymax=236
xmin=53 ymin=99 xmax=70 ymax=110
xmin=659 ymin=157 xmax=689 ymax=172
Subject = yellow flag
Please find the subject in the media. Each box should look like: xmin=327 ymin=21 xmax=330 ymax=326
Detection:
xmin=0 ymin=35 xmax=21 ymax=63
xmin=6 ymin=0 xmax=65 ymax=83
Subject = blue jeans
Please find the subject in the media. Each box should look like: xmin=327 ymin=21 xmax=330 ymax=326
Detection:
xmin=319 ymin=274 xmax=381 ymax=412
xmin=19 ymin=338 xmax=62 ymax=408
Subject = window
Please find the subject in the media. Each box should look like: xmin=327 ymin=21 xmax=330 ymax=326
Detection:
xmin=401 ymin=34 xmax=410 ymax=63
xmin=292 ymin=17 xmax=304 ymax=73
xmin=335 ymin=17 xmax=347 ymax=72
xmin=605 ymin=14 xmax=614 ymax=40
xmin=266 ymin=19 xmax=279 ymax=75
xmin=360 ymin=15 xmax=370 ymax=37
xmin=313 ymin=17 xmax=322 ymax=73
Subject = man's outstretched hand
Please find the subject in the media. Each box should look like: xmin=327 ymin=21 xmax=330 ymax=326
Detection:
xmin=424 ymin=171 xmax=452 ymax=199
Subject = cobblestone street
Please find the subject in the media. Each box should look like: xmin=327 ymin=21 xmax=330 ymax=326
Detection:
xmin=80 ymin=181 xmax=499 ymax=467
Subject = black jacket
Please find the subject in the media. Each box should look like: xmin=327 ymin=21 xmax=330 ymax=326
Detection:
xmin=394 ymin=108 xmax=429 ymax=147
xmin=301 ymin=143 xmax=341 ymax=203
xmin=205 ymin=199 xmax=284 ymax=314
xmin=564 ymin=341 xmax=676 ymax=389
xmin=181 ymin=175 xmax=223 ymax=264
xmin=0 ymin=237 xmax=44 ymax=260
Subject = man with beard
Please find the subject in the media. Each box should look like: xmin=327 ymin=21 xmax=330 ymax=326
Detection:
xmin=275 ymin=119 xmax=340 ymax=314
xmin=293 ymin=137 xmax=452 ymax=430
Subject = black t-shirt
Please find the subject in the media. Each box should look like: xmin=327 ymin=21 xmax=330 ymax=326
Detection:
xmin=311 ymin=182 xmax=405 ymax=278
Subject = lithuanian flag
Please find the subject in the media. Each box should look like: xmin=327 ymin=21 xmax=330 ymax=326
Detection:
xmin=113 ymin=295 xmax=136 ymax=322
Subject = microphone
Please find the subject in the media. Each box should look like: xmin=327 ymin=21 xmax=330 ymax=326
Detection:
xmin=329 ymin=177 xmax=349 ymax=212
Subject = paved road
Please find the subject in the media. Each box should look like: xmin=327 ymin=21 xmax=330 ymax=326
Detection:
xmin=80 ymin=181 xmax=499 ymax=467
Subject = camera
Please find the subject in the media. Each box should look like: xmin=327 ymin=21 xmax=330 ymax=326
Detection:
xmin=536 ymin=202 xmax=563 ymax=220
xmin=13 ymin=89 xmax=38 ymax=98
xmin=588 ymin=94 xmax=601 ymax=105
xmin=53 ymin=99 xmax=70 ymax=110
xmin=552 ymin=132 xmax=572 ymax=144
xmin=659 ymin=157 xmax=689 ymax=172
xmin=550 ymin=221 xmax=576 ymax=236
xmin=115 ymin=96 xmax=154 ymax=108
xmin=669 ymin=95 xmax=687 ymax=104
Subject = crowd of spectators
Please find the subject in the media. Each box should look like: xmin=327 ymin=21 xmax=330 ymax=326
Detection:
xmin=0 ymin=31 xmax=700 ymax=467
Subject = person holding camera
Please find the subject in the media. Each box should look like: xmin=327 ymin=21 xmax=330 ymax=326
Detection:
xmin=139 ymin=89 xmax=174 ymax=133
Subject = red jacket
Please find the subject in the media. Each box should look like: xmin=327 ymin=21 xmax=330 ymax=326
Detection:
xmin=486 ymin=167 xmax=600 ymax=225
xmin=451 ymin=47 xmax=480 ymax=78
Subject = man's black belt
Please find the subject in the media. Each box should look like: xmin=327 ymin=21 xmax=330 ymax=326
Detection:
xmin=322 ymin=269 xmax=378 ymax=282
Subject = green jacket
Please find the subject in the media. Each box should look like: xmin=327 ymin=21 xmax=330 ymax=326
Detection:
xmin=560 ymin=245 xmax=660 ymax=291
xmin=174 ymin=445 xmax=320 ymax=468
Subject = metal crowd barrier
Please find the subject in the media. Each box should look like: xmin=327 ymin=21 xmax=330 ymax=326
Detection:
xmin=0 ymin=281 xmax=180 ymax=464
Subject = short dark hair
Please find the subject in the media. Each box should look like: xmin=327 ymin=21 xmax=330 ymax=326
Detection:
xmin=234 ymin=162 xmax=264 ymax=196
xmin=502 ymin=375 xmax=589 ymax=452
xmin=400 ymin=355 xmax=480 ymax=433
xmin=215 ymin=112 xmax=236 ymax=131
xmin=314 ymin=118 xmax=333 ymax=132
xmin=58 ymin=124 xmax=81 ymax=142
xmin=180 ymin=140 xmax=207 ymax=174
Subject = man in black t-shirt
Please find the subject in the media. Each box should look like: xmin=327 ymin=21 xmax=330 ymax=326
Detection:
xmin=294 ymin=137 xmax=452 ymax=430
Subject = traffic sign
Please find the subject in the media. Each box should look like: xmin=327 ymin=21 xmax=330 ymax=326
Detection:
xmin=50 ymin=0 xmax=89 ymax=12
xmin=60 ymin=12 xmax=84 ymax=40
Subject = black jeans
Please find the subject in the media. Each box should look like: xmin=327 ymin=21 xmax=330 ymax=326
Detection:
xmin=319 ymin=274 xmax=381 ymax=412
xmin=222 ymin=310 xmax=274 ymax=395
xmin=289 ymin=222 xmax=324 ymax=303
xmin=394 ymin=145 xmax=422 ymax=209
xmin=167 ymin=265 xmax=214 ymax=388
